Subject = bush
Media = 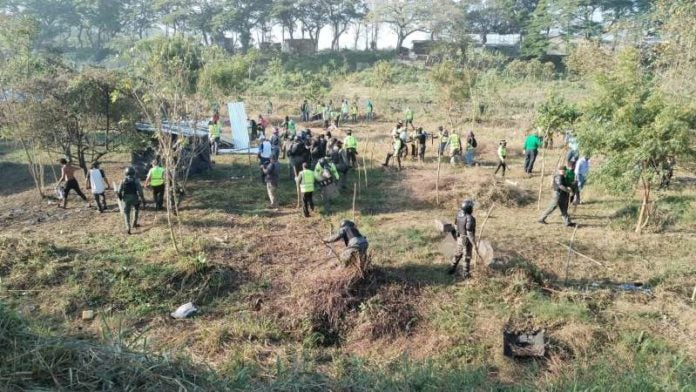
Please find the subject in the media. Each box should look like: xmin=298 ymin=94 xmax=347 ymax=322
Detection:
xmin=565 ymin=41 xmax=616 ymax=78
xmin=504 ymin=58 xmax=556 ymax=81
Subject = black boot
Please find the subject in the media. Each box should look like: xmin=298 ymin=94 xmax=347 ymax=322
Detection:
xmin=448 ymin=256 xmax=461 ymax=274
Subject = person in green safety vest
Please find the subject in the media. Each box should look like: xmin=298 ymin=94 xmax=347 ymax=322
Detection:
xmin=343 ymin=129 xmax=358 ymax=167
xmin=296 ymin=162 xmax=316 ymax=217
xmin=382 ymin=134 xmax=402 ymax=170
xmin=208 ymin=120 xmax=221 ymax=156
xmin=404 ymin=107 xmax=414 ymax=129
xmin=145 ymin=160 xmax=166 ymax=211
xmin=350 ymin=102 xmax=358 ymax=122
xmin=494 ymin=140 xmax=508 ymax=177
xmin=446 ymin=131 xmax=462 ymax=165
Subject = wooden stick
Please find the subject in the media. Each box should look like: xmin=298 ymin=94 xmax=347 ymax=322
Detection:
xmin=363 ymin=152 xmax=368 ymax=188
xmin=554 ymin=242 xmax=604 ymax=266
xmin=691 ymin=285 xmax=696 ymax=302
xmin=474 ymin=203 xmax=495 ymax=266
xmin=564 ymin=226 xmax=579 ymax=284
xmin=537 ymin=148 xmax=546 ymax=211
xmin=293 ymin=167 xmax=300 ymax=209
xmin=436 ymin=154 xmax=442 ymax=206
xmin=352 ymin=182 xmax=357 ymax=221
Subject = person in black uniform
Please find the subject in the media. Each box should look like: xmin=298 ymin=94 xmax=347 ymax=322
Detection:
xmin=449 ymin=199 xmax=480 ymax=278
xmin=538 ymin=166 xmax=575 ymax=226
xmin=416 ymin=127 xmax=427 ymax=162
xmin=324 ymin=220 xmax=369 ymax=268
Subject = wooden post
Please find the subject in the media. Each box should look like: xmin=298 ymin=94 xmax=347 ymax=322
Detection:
xmin=537 ymin=148 xmax=546 ymax=211
xmin=363 ymin=153 xmax=368 ymax=188
xmin=474 ymin=203 xmax=495 ymax=265
xmin=352 ymin=182 xmax=357 ymax=221
xmin=691 ymin=285 xmax=696 ymax=302
xmin=564 ymin=226 xmax=579 ymax=284
xmin=293 ymin=167 xmax=300 ymax=209
xmin=436 ymin=155 xmax=442 ymax=206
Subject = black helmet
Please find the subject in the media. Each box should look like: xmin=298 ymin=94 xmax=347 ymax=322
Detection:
xmin=461 ymin=199 xmax=474 ymax=214
xmin=339 ymin=219 xmax=354 ymax=228
xmin=124 ymin=167 xmax=136 ymax=177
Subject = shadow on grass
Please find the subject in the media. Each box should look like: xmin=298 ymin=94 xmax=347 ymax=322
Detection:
xmin=0 ymin=161 xmax=61 ymax=197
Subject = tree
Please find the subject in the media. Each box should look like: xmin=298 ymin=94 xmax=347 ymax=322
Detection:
xmin=534 ymin=94 xmax=581 ymax=148
xmin=521 ymin=0 xmax=553 ymax=57
xmin=271 ymin=0 xmax=300 ymax=41
xmin=370 ymin=0 xmax=431 ymax=50
xmin=576 ymin=49 xmax=696 ymax=233
xmin=655 ymin=0 xmax=696 ymax=100
xmin=429 ymin=60 xmax=477 ymax=128
xmin=322 ymin=0 xmax=364 ymax=51
xmin=466 ymin=0 xmax=517 ymax=46
xmin=298 ymin=0 xmax=328 ymax=50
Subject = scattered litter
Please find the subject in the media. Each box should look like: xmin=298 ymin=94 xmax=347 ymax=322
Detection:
xmin=170 ymin=302 xmax=198 ymax=319
xmin=503 ymin=329 xmax=546 ymax=358
xmin=81 ymin=310 xmax=95 ymax=321
xmin=616 ymin=282 xmax=652 ymax=295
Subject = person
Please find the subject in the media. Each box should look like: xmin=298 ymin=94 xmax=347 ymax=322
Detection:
xmin=86 ymin=162 xmax=109 ymax=212
xmin=314 ymin=157 xmax=340 ymax=213
xmin=265 ymin=98 xmax=273 ymax=116
xmin=57 ymin=158 xmax=88 ymax=209
xmin=341 ymin=99 xmax=349 ymax=121
xmin=258 ymin=135 xmax=273 ymax=182
xmin=523 ymin=131 xmax=542 ymax=175
xmin=329 ymin=140 xmax=350 ymax=189
xmin=404 ymin=107 xmax=414 ymax=129
xmin=258 ymin=114 xmax=269 ymax=136
xmin=322 ymin=103 xmax=331 ymax=128
xmin=446 ymin=131 xmax=462 ymax=165
xmin=286 ymin=116 xmax=297 ymax=138
xmin=382 ymin=134 xmax=402 ymax=170
xmin=208 ymin=120 xmax=221 ymax=157
xmin=248 ymin=118 xmax=258 ymax=141
xmin=416 ymin=127 xmax=427 ymax=162
xmin=117 ymin=167 xmax=145 ymax=235
xmin=575 ymin=156 xmax=589 ymax=199
xmin=270 ymin=127 xmax=281 ymax=160
xmin=438 ymin=127 xmax=449 ymax=158
xmin=538 ymin=166 xmax=575 ymax=226
xmin=288 ymin=135 xmax=307 ymax=178
xmin=261 ymin=155 xmax=280 ymax=208
xmin=145 ymin=160 xmax=165 ymax=211
xmin=449 ymin=200 xmax=479 ymax=279
xmin=301 ymin=100 xmax=310 ymax=122
xmin=398 ymin=125 xmax=409 ymax=159
xmin=564 ymin=161 xmax=580 ymax=205
xmin=343 ymin=129 xmax=358 ymax=168
xmin=296 ymin=162 xmax=316 ymax=217
xmin=324 ymin=220 xmax=369 ymax=269
xmin=350 ymin=101 xmax=358 ymax=122
xmin=494 ymin=140 xmax=508 ymax=177
xmin=465 ymin=131 xmax=477 ymax=167
xmin=366 ymin=99 xmax=374 ymax=121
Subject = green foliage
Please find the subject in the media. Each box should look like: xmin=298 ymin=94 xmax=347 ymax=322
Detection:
xmin=198 ymin=48 xmax=258 ymax=98
xmin=504 ymin=58 xmax=556 ymax=81
xmin=429 ymin=60 xmax=478 ymax=126
xmin=533 ymin=93 xmax=581 ymax=138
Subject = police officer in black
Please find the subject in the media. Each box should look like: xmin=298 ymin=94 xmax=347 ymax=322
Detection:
xmin=538 ymin=166 xmax=575 ymax=226
xmin=449 ymin=199 xmax=479 ymax=278
xmin=324 ymin=220 xmax=369 ymax=268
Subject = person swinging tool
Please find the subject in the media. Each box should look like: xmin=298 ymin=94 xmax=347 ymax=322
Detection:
xmin=448 ymin=199 xmax=480 ymax=279
xmin=324 ymin=220 xmax=369 ymax=269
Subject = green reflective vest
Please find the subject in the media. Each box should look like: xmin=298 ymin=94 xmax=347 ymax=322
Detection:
xmin=299 ymin=169 xmax=315 ymax=193
xmin=288 ymin=120 xmax=296 ymax=132
xmin=498 ymin=146 xmax=507 ymax=160
xmin=344 ymin=135 xmax=357 ymax=150
xmin=209 ymin=124 xmax=220 ymax=138
xmin=405 ymin=109 xmax=413 ymax=120
xmin=315 ymin=162 xmax=339 ymax=180
xmin=149 ymin=166 xmax=165 ymax=187
xmin=449 ymin=134 xmax=461 ymax=151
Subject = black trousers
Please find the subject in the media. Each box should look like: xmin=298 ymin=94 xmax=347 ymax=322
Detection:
xmin=64 ymin=179 xmax=87 ymax=201
xmin=152 ymin=184 xmax=165 ymax=210
xmin=93 ymin=193 xmax=106 ymax=211
xmin=302 ymin=192 xmax=314 ymax=217
xmin=384 ymin=152 xmax=401 ymax=169
xmin=540 ymin=191 xmax=570 ymax=223
xmin=524 ymin=149 xmax=538 ymax=173
xmin=495 ymin=159 xmax=507 ymax=176
xmin=346 ymin=148 xmax=357 ymax=167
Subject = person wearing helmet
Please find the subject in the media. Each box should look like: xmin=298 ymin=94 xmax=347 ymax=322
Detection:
xmin=449 ymin=199 xmax=480 ymax=278
xmin=314 ymin=157 xmax=341 ymax=213
xmin=538 ymin=166 xmax=575 ymax=226
xmin=287 ymin=134 xmax=308 ymax=179
xmin=324 ymin=219 xmax=369 ymax=269
xmin=117 ymin=167 xmax=145 ymax=234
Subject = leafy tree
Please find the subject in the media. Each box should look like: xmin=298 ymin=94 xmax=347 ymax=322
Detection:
xmin=466 ymin=0 xmax=517 ymax=45
xmin=655 ymin=0 xmax=696 ymax=100
xmin=370 ymin=0 xmax=431 ymax=50
xmin=576 ymin=49 xmax=696 ymax=233
xmin=271 ymin=0 xmax=300 ymax=40
xmin=322 ymin=0 xmax=364 ymax=51
xmin=297 ymin=0 xmax=328 ymax=50
xmin=429 ymin=60 xmax=477 ymax=128
xmin=534 ymin=94 xmax=581 ymax=148
xmin=521 ymin=0 xmax=553 ymax=57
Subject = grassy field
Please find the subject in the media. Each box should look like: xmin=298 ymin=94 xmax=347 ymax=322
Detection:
xmin=1 ymin=78 xmax=695 ymax=391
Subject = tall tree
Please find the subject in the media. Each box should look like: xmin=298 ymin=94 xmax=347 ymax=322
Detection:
xmin=321 ymin=0 xmax=363 ymax=51
xmin=370 ymin=0 xmax=431 ymax=49
xmin=521 ymin=0 xmax=553 ymax=57
xmin=272 ymin=0 xmax=300 ymax=41
xmin=298 ymin=0 xmax=328 ymax=49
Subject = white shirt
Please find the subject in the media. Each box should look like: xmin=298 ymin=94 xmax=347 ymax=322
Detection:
xmin=259 ymin=140 xmax=272 ymax=159
xmin=88 ymin=168 xmax=106 ymax=194
xmin=575 ymin=157 xmax=589 ymax=177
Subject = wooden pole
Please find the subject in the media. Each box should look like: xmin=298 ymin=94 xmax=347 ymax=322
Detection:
xmin=555 ymin=242 xmax=603 ymax=266
xmin=436 ymin=155 xmax=442 ymax=206
xmin=474 ymin=203 xmax=495 ymax=265
xmin=363 ymin=153 xmax=368 ymax=188
xmin=352 ymin=182 xmax=357 ymax=221
xmin=537 ymin=148 xmax=546 ymax=211
xmin=691 ymin=285 xmax=696 ymax=302
xmin=564 ymin=226 xmax=579 ymax=284
xmin=293 ymin=167 xmax=300 ymax=209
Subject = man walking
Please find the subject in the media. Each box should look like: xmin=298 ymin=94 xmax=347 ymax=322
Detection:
xmin=523 ymin=131 xmax=542 ymax=175
xmin=86 ymin=162 xmax=109 ymax=212
xmin=382 ymin=134 xmax=403 ymax=170
xmin=145 ymin=160 xmax=165 ymax=211
xmin=465 ymin=131 xmax=477 ymax=167
xmin=538 ymin=166 xmax=575 ymax=226
xmin=416 ymin=127 xmax=427 ymax=162
xmin=366 ymin=99 xmax=374 ymax=121
xmin=446 ymin=131 xmax=462 ymax=165
xmin=343 ymin=129 xmax=358 ymax=168
xmin=494 ymin=140 xmax=507 ymax=177
xmin=118 ymin=167 xmax=146 ymax=235
xmin=57 ymin=158 xmax=88 ymax=209
xmin=261 ymin=156 xmax=280 ymax=208
xmin=574 ymin=156 xmax=590 ymax=203
xmin=449 ymin=200 xmax=479 ymax=279
xmin=296 ymin=162 xmax=316 ymax=217
xmin=404 ymin=107 xmax=414 ymax=129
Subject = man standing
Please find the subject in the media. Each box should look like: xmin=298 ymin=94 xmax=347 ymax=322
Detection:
xmin=404 ymin=107 xmax=414 ymax=129
xmin=416 ymin=128 xmax=427 ymax=162
xmin=350 ymin=101 xmax=358 ymax=122
xmin=270 ymin=128 xmax=281 ymax=160
xmin=574 ymin=156 xmax=590 ymax=203
xmin=57 ymin=158 xmax=88 ymax=209
xmin=494 ymin=140 xmax=507 ymax=177
xmin=341 ymin=99 xmax=349 ymax=122
xmin=258 ymin=135 xmax=273 ymax=182
xmin=523 ymin=131 xmax=542 ymax=175
xmin=366 ymin=99 xmax=374 ymax=121
xmin=449 ymin=200 xmax=479 ymax=279
xmin=118 ymin=167 xmax=146 ymax=235
xmin=145 ymin=160 xmax=165 ymax=211
xmin=465 ymin=131 xmax=477 ymax=167
xmin=296 ymin=162 xmax=316 ymax=217
xmin=301 ymin=100 xmax=310 ymax=122
xmin=208 ymin=120 xmax=220 ymax=157
xmin=261 ymin=155 xmax=280 ymax=208
xmin=538 ymin=166 xmax=575 ymax=226
xmin=438 ymin=127 xmax=449 ymax=158
xmin=382 ymin=134 xmax=402 ymax=170
xmin=446 ymin=131 xmax=462 ymax=165
xmin=343 ymin=129 xmax=358 ymax=168
xmin=324 ymin=220 xmax=369 ymax=269
xmin=86 ymin=162 xmax=109 ymax=212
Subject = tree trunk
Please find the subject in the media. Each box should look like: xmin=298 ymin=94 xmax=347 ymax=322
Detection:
xmin=635 ymin=178 xmax=650 ymax=234
xmin=396 ymin=32 xmax=405 ymax=51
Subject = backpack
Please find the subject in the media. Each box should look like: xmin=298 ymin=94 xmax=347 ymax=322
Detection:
xmin=470 ymin=137 xmax=477 ymax=148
